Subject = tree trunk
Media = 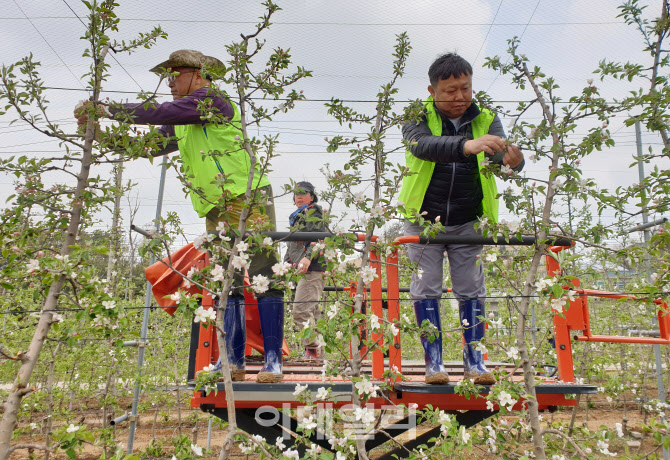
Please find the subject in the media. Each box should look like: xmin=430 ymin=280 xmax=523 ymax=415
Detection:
xmin=0 ymin=46 xmax=109 ymax=460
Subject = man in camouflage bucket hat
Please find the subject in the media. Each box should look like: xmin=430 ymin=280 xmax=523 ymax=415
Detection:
xmin=74 ymin=49 xmax=286 ymax=384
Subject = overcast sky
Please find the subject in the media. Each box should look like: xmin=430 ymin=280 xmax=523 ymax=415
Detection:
xmin=0 ymin=0 xmax=666 ymax=245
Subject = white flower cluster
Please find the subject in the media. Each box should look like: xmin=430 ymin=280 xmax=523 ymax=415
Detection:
xmin=26 ymin=259 xmax=40 ymax=274
xmin=272 ymin=261 xmax=292 ymax=276
xmin=251 ymin=274 xmax=270 ymax=293
xmin=353 ymin=406 xmax=376 ymax=425
xmin=326 ymin=302 xmax=339 ymax=320
xmin=359 ymin=265 xmax=378 ymax=284
xmin=497 ymin=390 xmax=518 ymax=411
xmin=193 ymin=232 xmax=216 ymax=249
xmin=193 ymin=306 xmax=216 ymax=323
xmin=354 ymin=377 xmax=380 ymax=398
xmin=238 ymin=434 xmax=265 ymax=455
xmin=210 ymin=264 xmax=225 ymax=282
xmin=535 ymin=277 xmax=556 ymax=292
xmin=369 ymin=314 xmax=381 ymax=331
xmin=438 ymin=410 xmax=451 ymax=436
xmin=499 ymin=219 xmax=521 ymax=233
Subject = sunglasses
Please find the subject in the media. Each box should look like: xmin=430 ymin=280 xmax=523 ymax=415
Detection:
xmin=165 ymin=69 xmax=197 ymax=85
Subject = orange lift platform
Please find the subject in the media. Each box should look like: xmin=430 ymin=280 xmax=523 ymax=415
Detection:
xmin=147 ymin=232 xmax=669 ymax=458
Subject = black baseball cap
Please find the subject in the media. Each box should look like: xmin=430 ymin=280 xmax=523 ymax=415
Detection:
xmin=295 ymin=181 xmax=318 ymax=203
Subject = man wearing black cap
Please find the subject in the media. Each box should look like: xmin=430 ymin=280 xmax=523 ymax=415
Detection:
xmin=285 ymin=182 xmax=327 ymax=359
xmin=75 ymin=49 xmax=286 ymax=383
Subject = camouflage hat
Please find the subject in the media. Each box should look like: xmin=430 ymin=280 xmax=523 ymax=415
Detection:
xmin=149 ymin=49 xmax=223 ymax=77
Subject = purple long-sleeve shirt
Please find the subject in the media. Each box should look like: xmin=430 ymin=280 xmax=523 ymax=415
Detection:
xmin=109 ymin=86 xmax=234 ymax=153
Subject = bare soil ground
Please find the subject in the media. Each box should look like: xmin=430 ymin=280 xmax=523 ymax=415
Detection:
xmin=8 ymin=396 xmax=662 ymax=459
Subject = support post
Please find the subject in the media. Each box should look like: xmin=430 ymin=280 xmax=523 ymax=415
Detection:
xmin=127 ymin=156 xmax=167 ymax=454
xmin=636 ymin=121 xmax=668 ymax=460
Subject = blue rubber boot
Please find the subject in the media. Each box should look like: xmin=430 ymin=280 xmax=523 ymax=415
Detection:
xmin=223 ymin=297 xmax=246 ymax=381
xmin=460 ymin=299 xmax=495 ymax=385
xmin=414 ymin=299 xmax=450 ymax=384
xmin=257 ymin=297 xmax=284 ymax=383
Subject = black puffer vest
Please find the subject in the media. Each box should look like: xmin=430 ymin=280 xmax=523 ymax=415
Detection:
xmin=420 ymin=105 xmax=483 ymax=226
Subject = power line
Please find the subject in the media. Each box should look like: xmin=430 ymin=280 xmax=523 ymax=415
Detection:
xmin=4 ymin=84 xmax=648 ymax=105
xmin=10 ymin=0 xmax=85 ymax=90
xmin=486 ymin=0 xmax=543 ymax=94
xmin=0 ymin=17 xmax=627 ymax=26
xmin=60 ymin=0 xmax=145 ymax=93
xmin=473 ymin=0 xmax=504 ymax=67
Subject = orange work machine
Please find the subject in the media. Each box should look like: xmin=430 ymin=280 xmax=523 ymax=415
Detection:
xmin=145 ymin=232 xmax=667 ymax=459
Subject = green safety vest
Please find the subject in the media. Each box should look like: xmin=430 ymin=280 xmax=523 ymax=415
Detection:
xmin=398 ymin=97 xmax=499 ymax=223
xmin=174 ymin=100 xmax=270 ymax=217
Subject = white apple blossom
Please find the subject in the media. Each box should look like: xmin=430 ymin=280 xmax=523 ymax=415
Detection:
xmin=307 ymin=444 xmax=321 ymax=456
xmin=475 ymin=342 xmax=488 ymax=354
xmin=327 ymin=302 xmax=339 ymax=320
xmin=353 ymin=406 xmax=375 ymax=425
xmin=102 ymin=300 xmax=116 ymax=310
xmin=231 ymin=253 xmax=250 ymax=270
xmin=506 ymin=346 xmax=520 ymax=360
xmin=462 ymin=318 xmax=470 ymax=327
xmin=185 ymin=266 xmax=199 ymax=288
xmin=316 ymin=387 xmax=329 ymax=401
xmin=390 ymin=323 xmax=399 ymax=336
xmin=371 ymin=205 xmax=384 ymax=217
xmin=26 ymin=259 xmax=40 ymax=274
xmin=485 ymin=253 xmax=497 ymax=263
xmin=597 ymin=440 xmax=616 ymax=456
xmin=193 ymin=306 xmax=216 ymax=323
xmin=550 ymin=297 xmax=566 ymax=313
xmin=501 ymin=219 xmax=521 ymax=232
xmin=169 ymin=292 xmax=182 ymax=304
xmin=272 ymin=261 xmax=292 ymax=276
xmin=615 ymin=422 xmax=624 ymax=437
xmin=283 ymin=449 xmax=300 ymax=459
xmin=486 ymin=400 xmax=496 ymax=411
xmin=535 ymin=277 xmax=555 ymax=292
xmin=480 ymin=157 xmax=491 ymax=166
xmin=210 ymin=264 xmax=225 ymax=282
xmin=301 ymin=415 xmax=317 ymax=430
xmin=235 ymin=241 xmax=249 ymax=252
xmin=251 ymin=275 xmax=270 ymax=294
xmin=312 ymin=241 xmax=326 ymax=253
xmin=336 ymin=331 xmax=343 ymax=339
xmin=355 ymin=378 xmax=375 ymax=396
xmin=191 ymin=444 xmax=203 ymax=456
xmin=500 ymin=164 xmax=513 ymax=175
xmin=262 ymin=237 xmax=273 ymax=247
xmin=275 ymin=437 xmax=286 ymax=450
xmin=417 ymin=268 xmax=424 ymax=279
xmin=553 ymin=177 xmax=565 ymax=189
xmin=460 ymin=425 xmax=471 ymax=444
xmin=360 ymin=265 xmax=378 ymax=284
xmin=369 ymin=314 xmax=381 ymax=331
xmin=438 ymin=410 xmax=451 ymax=425
xmin=498 ymin=390 xmax=517 ymax=410
xmin=66 ymin=424 xmax=80 ymax=433
xmin=293 ymin=383 xmax=308 ymax=396
xmin=202 ymin=363 xmax=217 ymax=372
